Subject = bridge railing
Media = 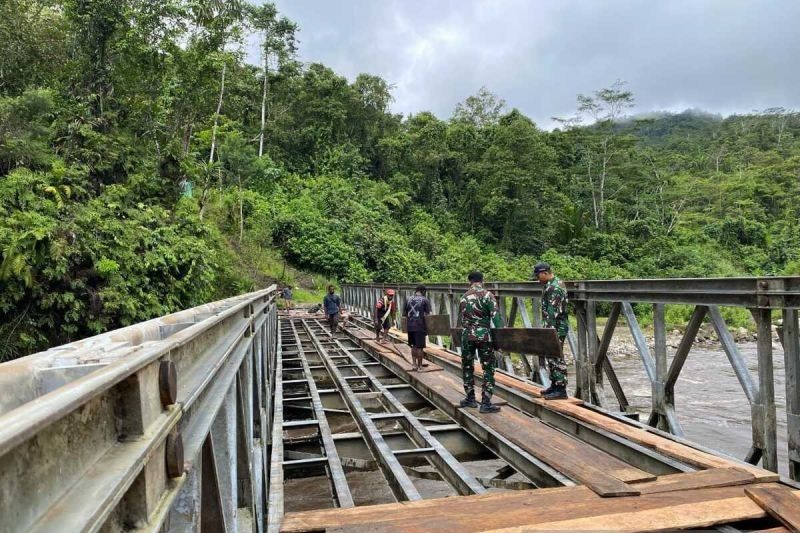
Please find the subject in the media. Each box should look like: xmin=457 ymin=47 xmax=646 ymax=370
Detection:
xmin=342 ymin=277 xmax=800 ymax=480
xmin=0 ymin=286 xmax=280 ymax=532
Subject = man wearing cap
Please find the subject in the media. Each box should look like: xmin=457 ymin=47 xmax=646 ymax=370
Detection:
xmin=459 ymin=271 xmax=503 ymax=413
xmin=374 ymin=289 xmax=397 ymax=343
xmin=533 ymin=262 xmax=570 ymax=400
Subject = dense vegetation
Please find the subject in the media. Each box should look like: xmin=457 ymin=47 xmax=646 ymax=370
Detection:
xmin=1 ymin=1 xmax=798 ymax=359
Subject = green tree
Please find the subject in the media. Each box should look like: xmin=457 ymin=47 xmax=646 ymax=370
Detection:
xmin=556 ymin=80 xmax=635 ymax=230
xmin=247 ymin=2 xmax=298 ymax=158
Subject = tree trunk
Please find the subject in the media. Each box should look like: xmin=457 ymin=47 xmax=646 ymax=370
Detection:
xmin=218 ymin=166 xmax=223 ymax=209
xmin=586 ymin=158 xmax=600 ymax=229
xmin=199 ymin=184 xmax=210 ymax=220
xmin=259 ymin=53 xmax=269 ymax=157
xmin=182 ymin=121 xmax=193 ymax=157
xmin=598 ymin=137 xmax=610 ymax=230
xmin=777 ymin=116 xmax=787 ymax=147
xmin=238 ymin=175 xmax=244 ymax=243
xmin=209 ymin=62 xmax=227 ymax=164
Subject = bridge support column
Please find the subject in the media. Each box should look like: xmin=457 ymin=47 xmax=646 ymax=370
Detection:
xmin=448 ymin=293 xmax=460 ymax=354
xmin=586 ymin=300 xmax=604 ymax=407
xmin=754 ymin=308 xmax=778 ymax=473
xmin=573 ymin=301 xmax=589 ymax=400
xmin=781 ymin=308 xmax=800 ymax=480
xmin=648 ymin=304 xmax=670 ymax=432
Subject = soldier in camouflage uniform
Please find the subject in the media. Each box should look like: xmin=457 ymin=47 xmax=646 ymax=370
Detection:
xmin=534 ymin=262 xmax=569 ymax=400
xmin=458 ymin=271 xmax=503 ymax=413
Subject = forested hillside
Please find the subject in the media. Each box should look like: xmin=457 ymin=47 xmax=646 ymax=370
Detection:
xmin=1 ymin=1 xmax=799 ymax=358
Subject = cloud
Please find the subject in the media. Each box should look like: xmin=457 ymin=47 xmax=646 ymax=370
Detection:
xmin=268 ymin=0 xmax=800 ymax=128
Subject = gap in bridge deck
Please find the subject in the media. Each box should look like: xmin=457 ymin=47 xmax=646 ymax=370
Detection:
xmin=277 ymin=313 xmax=537 ymax=514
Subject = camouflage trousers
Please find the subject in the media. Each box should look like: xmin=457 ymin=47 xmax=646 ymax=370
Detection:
xmin=547 ymin=336 xmax=568 ymax=388
xmin=546 ymin=357 xmax=568 ymax=388
xmin=460 ymin=336 xmax=496 ymax=401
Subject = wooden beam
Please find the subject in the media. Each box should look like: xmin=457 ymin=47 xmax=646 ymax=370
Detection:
xmin=283 ymin=481 xmax=776 ymax=533
xmin=491 ymin=328 xmax=562 ymax=356
xmin=744 ymin=485 xmax=800 ymax=530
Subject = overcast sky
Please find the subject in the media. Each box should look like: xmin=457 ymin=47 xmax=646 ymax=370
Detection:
xmin=267 ymin=0 xmax=800 ymax=128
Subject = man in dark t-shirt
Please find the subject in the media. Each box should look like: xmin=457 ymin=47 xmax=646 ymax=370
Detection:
xmin=282 ymin=286 xmax=293 ymax=310
xmin=403 ymin=285 xmax=432 ymax=371
xmin=322 ymin=285 xmax=343 ymax=333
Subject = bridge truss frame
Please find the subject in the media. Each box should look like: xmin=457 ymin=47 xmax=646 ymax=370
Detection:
xmin=342 ymin=277 xmax=800 ymax=480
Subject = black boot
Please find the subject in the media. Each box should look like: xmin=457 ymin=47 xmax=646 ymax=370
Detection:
xmin=479 ymin=397 xmax=501 ymax=413
xmin=543 ymin=385 xmax=567 ymax=400
xmin=459 ymin=393 xmax=478 ymax=408
xmin=541 ymin=384 xmax=554 ymax=396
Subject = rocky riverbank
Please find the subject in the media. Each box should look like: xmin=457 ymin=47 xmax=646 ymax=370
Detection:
xmin=595 ymin=323 xmax=782 ymax=360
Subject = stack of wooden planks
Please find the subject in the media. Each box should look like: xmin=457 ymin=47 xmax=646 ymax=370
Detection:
xmin=282 ymin=469 xmax=799 ymax=531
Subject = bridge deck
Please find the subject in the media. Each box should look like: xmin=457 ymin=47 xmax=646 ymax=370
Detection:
xmin=275 ymin=311 xmax=796 ymax=532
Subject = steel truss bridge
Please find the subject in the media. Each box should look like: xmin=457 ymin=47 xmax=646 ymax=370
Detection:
xmin=0 ymin=278 xmax=798 ymax=532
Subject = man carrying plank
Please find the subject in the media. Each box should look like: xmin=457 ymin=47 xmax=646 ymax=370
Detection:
xmin=374 ymin=288 xmax=397 ymax=343
xmin=533 ymin=262 xmax=570 ymax=400
xmin=459 ymin=271 xmax=503 ymax=413
xmin=403 ymin=285 xmax=432 ymax=371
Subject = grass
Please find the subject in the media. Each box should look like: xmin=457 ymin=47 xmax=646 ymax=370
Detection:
xmin=292 ymin=288 xmax=324 ymax=304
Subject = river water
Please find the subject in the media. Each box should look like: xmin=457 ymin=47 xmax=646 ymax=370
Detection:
xmin=592 ymin=341 xmax=790 ymax=477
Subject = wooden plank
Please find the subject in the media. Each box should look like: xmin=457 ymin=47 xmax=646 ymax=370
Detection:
xmin=282 ymin=483 xmax=774 ymax=532
xmin=538 ymin=399 xmax=779 ymax=481
xmin=633 ymin=467 xmax=755 ymax=494
xmin=282 ymin=470 xmax=766 ymax=532
xmin=364 ymin=340 xmax=508 ymax=408
xmin=485 ymin=496 xmax=766 ymax=532
xmin=473 ymin=407 xmax=652 ymax=487
xmin=491 ymin=328 xmax=562 ymax=356
xmin=425 ymin=314 xmax=453 ymax=336
xmin=744 ymin=486 xmax=800 ymax=530
xmin=400 ymin=314 xmax=450 ymax=335
xmin=450 ymin=327 xmax=562 ymax=357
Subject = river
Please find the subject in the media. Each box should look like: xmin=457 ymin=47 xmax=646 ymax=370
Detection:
xmin=591 ymin=341 xmax=790 ymax=477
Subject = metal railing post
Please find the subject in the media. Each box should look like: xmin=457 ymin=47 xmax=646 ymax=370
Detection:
xmin=754 ymin=308 xmax=778 ymax=472
xmin=781 ymin=308 xmax=800 ymax=480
